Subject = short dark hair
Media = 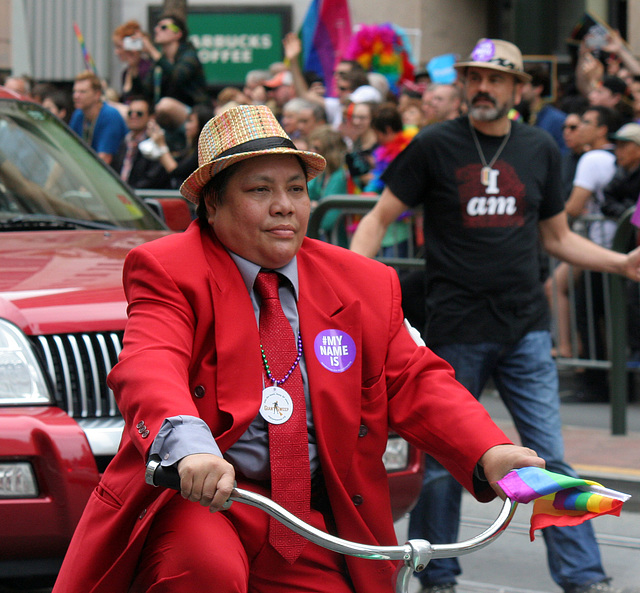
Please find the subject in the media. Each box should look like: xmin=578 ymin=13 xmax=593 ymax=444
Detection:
xmin=602 ymin=75 xmax=627 ymax=96
xmin=371 ymin=103 xmax=403 ymax=134
xmin=525 ymin=64 xmax=551 ymax=96
xmin=126 ymin=95 xmax=153 ymax=114
xmin=584 ymin=105 xmax=621 ymax=135
xmin=339 ymin=69 xmax=369 ymax=92
xmin=42 ymin=88 xmax=74 ymax=122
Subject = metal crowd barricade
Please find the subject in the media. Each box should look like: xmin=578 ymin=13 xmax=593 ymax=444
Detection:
xmin=308 ymin=196 xmax=638 ymax=436
xmin=308 ymin=195 xmax=425 ymax=270
xmin=609 ymin=207 xmax=638 ymax=435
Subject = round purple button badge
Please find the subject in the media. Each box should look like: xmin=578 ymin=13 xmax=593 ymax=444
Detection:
xmin=471 ymin=39 xmax=495 ymax=62
xmin=314 ymin=330 xmax=356 ymax=373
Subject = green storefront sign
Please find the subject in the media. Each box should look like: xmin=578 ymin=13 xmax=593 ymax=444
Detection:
xmin=149 ymin=5 xmax=291 ymax=87
xmin=186 ymin=7 xmax=291 ymax=86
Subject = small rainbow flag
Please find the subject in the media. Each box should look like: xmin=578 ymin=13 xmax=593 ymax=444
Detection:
xmin=497 ymin=467 xmax=630 ymax=541
xmin=73 ymin=22 xmax=97 ymax=74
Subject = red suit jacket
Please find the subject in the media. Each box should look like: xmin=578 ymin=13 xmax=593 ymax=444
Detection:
xmin=53 ymin=221 xmax=510 ymax=592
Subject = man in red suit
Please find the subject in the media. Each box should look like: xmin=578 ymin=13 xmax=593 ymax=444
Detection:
xmin=53 ymin=105 xmax=542 ymax=593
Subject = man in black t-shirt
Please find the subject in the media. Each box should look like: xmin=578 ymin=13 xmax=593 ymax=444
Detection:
xmin=351 ymin=38 xmax=640 ymax=593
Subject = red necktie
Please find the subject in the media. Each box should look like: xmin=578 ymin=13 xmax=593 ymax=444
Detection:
xmin=255 ymin=271 xmax=310 ymax=563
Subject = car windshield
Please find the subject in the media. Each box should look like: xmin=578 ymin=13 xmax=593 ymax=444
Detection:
xmin=0 ymin=99 xmax=164 ymax=230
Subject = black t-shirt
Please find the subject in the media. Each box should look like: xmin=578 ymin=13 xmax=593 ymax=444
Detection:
xmin=382 ymin=116 xmax=565 ymax=346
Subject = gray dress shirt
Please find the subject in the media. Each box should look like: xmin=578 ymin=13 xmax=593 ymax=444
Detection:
xmin=149 ymin=251 xmax=319 ymax=480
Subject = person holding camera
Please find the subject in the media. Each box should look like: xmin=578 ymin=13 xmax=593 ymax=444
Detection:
xmin=112 ymin=20 xmax=153 ymax=104
xmin=123 ymin=14 xmax=210 ymax=155
xmin=132 ymin=14 xmax=209 ymax=113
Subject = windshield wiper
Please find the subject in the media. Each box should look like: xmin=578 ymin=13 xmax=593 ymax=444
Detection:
xmin=0 ymin=214 xmax=122 ymax=231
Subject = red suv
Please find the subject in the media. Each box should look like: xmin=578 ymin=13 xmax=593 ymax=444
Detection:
xmin=0 ymin=88 xmax=422 ymax=587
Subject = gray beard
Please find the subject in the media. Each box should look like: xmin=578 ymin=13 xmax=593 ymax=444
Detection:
xmin=468 ymin=102 xmax=510 ymax=121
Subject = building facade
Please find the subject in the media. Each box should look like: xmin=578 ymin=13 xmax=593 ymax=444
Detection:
xmin=0 ymin=0 xmax=636 ymax=93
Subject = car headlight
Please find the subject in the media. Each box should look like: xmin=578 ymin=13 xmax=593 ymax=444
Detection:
xmin=0 ymin=319 xmax=52 ymax=404
xmin=0 ymin=462 xmax=38 ymax=498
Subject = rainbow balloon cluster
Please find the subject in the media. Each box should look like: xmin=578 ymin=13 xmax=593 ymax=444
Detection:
xmin=497 ymin=467 xmax=630 ymax=541
xmin=344 ymin=23 xmax=415 ymax=95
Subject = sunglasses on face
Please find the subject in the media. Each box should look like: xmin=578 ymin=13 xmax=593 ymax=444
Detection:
xmin=157 ymin=22 xmax=180 ymax=33
xmin=128 ymin=110 xmax=146 ymax=117
xmin=563 ymin=124 xmax=578 ymax=131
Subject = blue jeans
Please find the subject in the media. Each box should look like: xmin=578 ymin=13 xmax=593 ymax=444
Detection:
xmin=409 ymin=331 xmax=607 ymax=591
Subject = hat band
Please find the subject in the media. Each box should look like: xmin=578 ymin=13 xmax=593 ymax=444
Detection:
xmin=215 ymin=136 xmax=297 ymax=160
xmin=485 ymin=57 xmax=518 ymax=71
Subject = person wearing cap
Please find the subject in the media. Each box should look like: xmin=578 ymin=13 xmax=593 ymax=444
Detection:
xmin=263 ymin=69 xmax=296 ymax=121
xmin=602 ymin=123 xmax=640 ymax=367
xmin=602 ymin=122 xmax=640 ymax=220
xmin=52 ymin=103 xmax=542 ymax=593
xmin=348 ymin=84 xmax=383 ymax=104
xmin=351 ymin=38 xmax=640 ymax=593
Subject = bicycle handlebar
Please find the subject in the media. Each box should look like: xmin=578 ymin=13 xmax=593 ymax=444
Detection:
xmin=146 ymin=457 xmax=518 ymax=593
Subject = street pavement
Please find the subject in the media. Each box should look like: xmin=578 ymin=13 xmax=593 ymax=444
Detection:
xmin=397 ymin=370 xmax=640 ymax=593
xmin=484 ymin=375 xmax=640 ymax=510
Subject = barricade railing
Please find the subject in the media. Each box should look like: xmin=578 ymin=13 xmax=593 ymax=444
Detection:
xmin=609 ymin=207 xmax=638 ymax=435
xmin=309 ymin=196 xmax=639 ymax=435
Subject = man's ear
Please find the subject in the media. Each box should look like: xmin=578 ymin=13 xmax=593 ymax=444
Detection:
xmin=513 ymin=82 xmax=524 ymax=107
xmin=203 ymin=195 xmax=217 ymax=226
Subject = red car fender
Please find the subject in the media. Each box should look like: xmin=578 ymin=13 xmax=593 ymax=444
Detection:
xmin=0 ymin=407 xmax=98 ymax=558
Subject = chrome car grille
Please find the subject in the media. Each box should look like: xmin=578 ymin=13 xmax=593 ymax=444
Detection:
xmin=29 ymin=332 xmax=124 ymax=419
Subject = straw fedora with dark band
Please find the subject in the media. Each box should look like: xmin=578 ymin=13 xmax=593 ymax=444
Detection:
xmin=454 ymin=38 xmax=532 ymax=83
xmin=180 ymin=104 xmax=326 ymax=203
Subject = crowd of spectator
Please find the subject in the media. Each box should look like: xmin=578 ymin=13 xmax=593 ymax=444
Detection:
xmin=4 ymin=14 xmax=640 ymax=593
xmin=3 ymin=14 xmax=640 ymax=375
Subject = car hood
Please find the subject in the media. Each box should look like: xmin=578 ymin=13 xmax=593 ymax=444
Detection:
xmin=0 ymin=230 xmax=170 ymax=335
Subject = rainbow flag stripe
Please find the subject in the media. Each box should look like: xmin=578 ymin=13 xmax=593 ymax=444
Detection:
xmin=497 ymin=467 xmax=630 ymax=541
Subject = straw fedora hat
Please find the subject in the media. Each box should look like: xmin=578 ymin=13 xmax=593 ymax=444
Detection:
xmin=454 ymin=38 xmax=532 ymax=83
xmin=180 ymin=104 xmax=326 ymax=203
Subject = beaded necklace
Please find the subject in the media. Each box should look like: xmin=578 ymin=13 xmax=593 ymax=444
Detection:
xmin=260 ymin=333 xmax=303 ymax=387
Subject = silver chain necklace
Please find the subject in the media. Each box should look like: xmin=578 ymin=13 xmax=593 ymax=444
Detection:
xmin=468 ymin=117 xmax=511 ymax=187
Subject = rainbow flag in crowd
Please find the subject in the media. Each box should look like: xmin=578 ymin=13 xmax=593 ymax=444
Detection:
xmin=300 ymin=0 xmax=352 ymax=95
xmin=72 ymin=22 xmax=97 ymax=74
xmin=497 ymin=467 xmax=630 ymax=541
